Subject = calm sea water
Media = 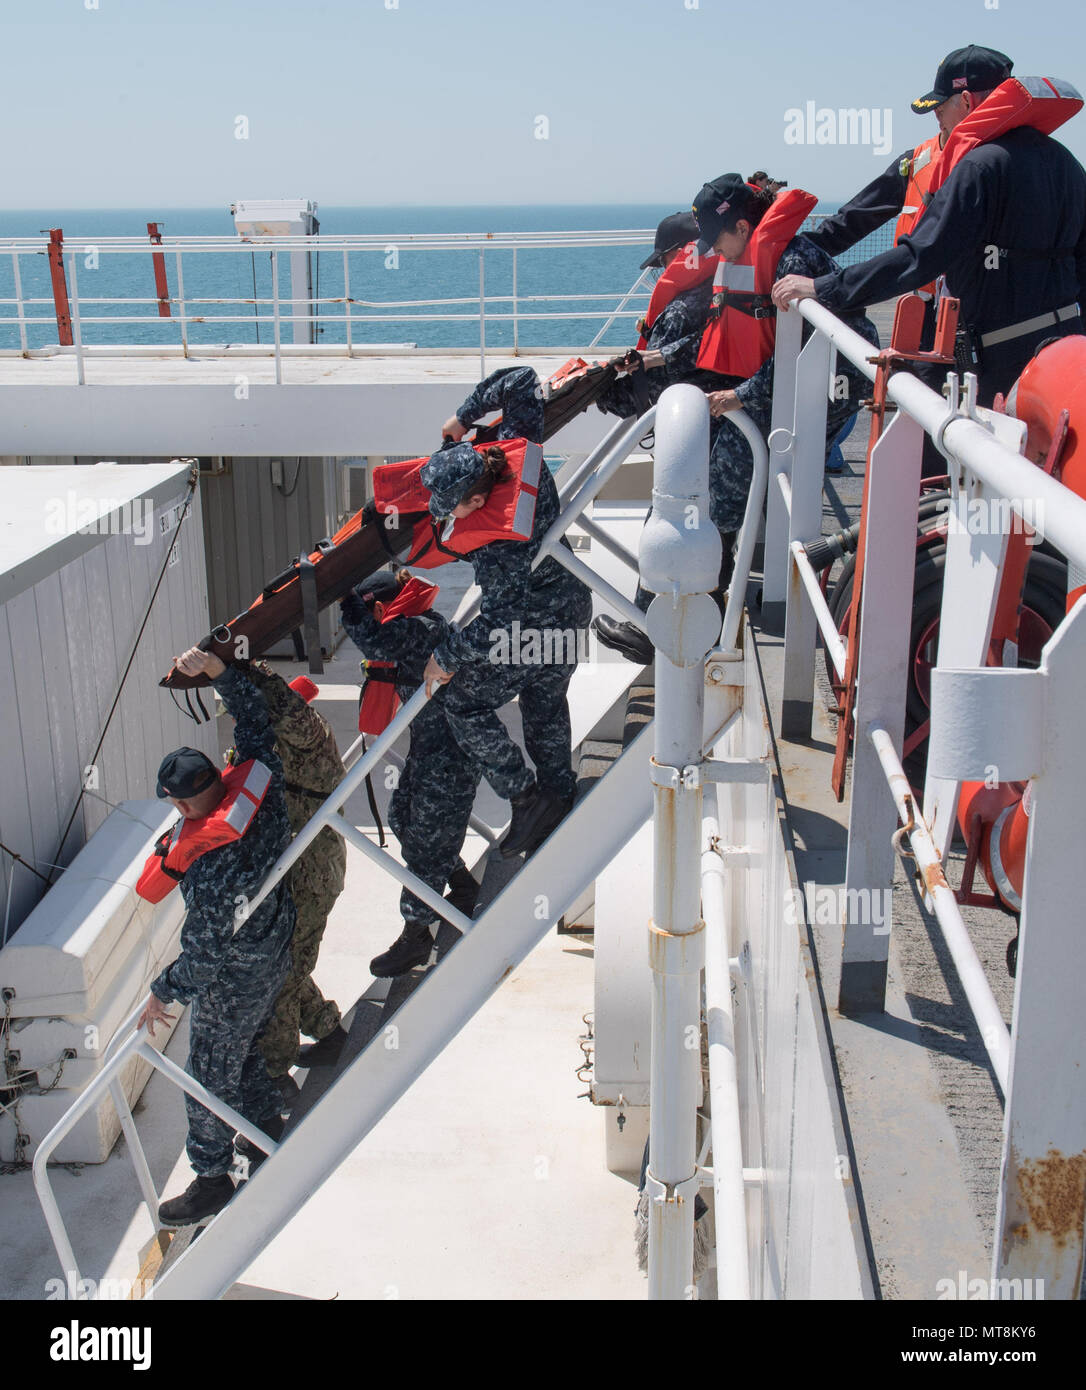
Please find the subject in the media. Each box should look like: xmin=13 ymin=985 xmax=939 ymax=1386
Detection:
xmin=0 ymin=203 xmax=877 ymax=353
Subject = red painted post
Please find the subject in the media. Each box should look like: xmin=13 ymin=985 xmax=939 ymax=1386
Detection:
xmin=46 ymin=229 xmax=73 ymax=346
xmin=147 ymin=221 xmax=172 ymax=317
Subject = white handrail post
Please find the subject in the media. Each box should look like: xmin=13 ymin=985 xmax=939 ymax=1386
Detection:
xmin=12 ymin=252 xmax=28 ymax=354
xmin=68 ymin=254 xmax=85 ymax=386
xmin=512 ymin=246 xmax=518 ymax=355
xmin=639 ymin=384 xmax=721 ymax=1299
xmin=174 ymin=250 xmax=188 ymax=357
xmin=271 ymin=251 xmax=282 ymax=386
xmin=478 ymin=249 xmax=486 ymax=378
xmin=838 ymin=408 xmax=925 ymax=1014
xmin=780 ymin=332 xmax=831 ymax=738
xmin=761 ymin=307 xmax=802 ymax=628
xmin=925 ymin=601 xmax=1086 ymax=1295
xmin=343 ymin=249 xmax=352 ymax=356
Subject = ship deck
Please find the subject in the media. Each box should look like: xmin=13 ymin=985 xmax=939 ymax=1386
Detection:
xmin=1 ymin=303 xmax=1029 ymax=1300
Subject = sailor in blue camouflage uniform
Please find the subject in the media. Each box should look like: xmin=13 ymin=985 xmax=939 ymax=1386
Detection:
xmin=596 ymin=212 xmax=724 ymax=421
xmin=339 ymin=571 xmax=482 ymax=976
xmin=695 ymin=175 xmax=878 ymax=571
xmin=422 ymin=365 xmax=593 ymax=859
xmin=594 ymin=214 xmax=733 ymax=662
xmin=597 ymin=181 xmax=877 ymax=666
xmin=139 ymin=648 xmax=295 ymax=1227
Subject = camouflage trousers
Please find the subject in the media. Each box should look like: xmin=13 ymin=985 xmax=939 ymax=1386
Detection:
xmin=442 ymin=587 xmax=592 ymax=804
xmin=707 ymin=397 xmax=865 ymax=534
xmin=259 ymin=881 xmax=343 ymax=1076
xmin=389 ymin=700 xmax=482 ymax=929
xmin=184 ymin=942 xmax=291 ymax=1177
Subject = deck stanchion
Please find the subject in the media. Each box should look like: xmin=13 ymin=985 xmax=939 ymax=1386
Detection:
xmin=147 ymin=222 xmax=171 ymax=317
xmin=639 ymin=384 xmax=722 ymax=1299
xmin=760 ymin=307 xmax=801 ymax=628
xmin=838 ymin=409 xmax=924 ymax=1014
xmin=11 ymin=253 xmax=28 ymax=354
xmin=46 ymin=228 xmax=73 ymax=347
xmin=780 ymin=332 xmax=831 ymax=738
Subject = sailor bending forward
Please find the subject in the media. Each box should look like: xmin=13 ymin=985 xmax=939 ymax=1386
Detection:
xmin=137 ymin=650 xmax=295 ymax=1228
xmin=420 ymin=366 xmax=592 ymax=860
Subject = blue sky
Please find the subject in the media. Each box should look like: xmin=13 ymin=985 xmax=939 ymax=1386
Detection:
xmin=3 ymin=0 xmax=1085 ymax=208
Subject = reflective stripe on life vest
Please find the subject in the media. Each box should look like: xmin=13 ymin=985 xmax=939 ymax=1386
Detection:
xmin=695 ymin=188 xmax=818 ymax=380
xmin=135 ymin=759 xmax=272 ymax=903
xmin=894 ymin=136 xmax=942 ymax=297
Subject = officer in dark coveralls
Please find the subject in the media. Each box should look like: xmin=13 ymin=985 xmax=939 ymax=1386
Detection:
xmin=804 ymin=47 xmax=1014 ymax=266
xmin=421 ymin=366 xmax=593 ymax=860
xmin=774 ymin=49 xmax=1086 ymax=406
xmin=339 ymin=571 xmax=482 ymax=977
xmin=139 ymin=649 xmax=295 ymax=1227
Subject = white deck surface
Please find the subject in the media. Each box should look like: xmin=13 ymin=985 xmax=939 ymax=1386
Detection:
xmin=0 ymin=350 xmax=577 ymax=388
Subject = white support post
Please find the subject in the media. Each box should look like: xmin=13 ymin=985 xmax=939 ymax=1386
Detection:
xmin=928 ymin=604 xmax=1086 ymax=1295
xmin=639 ymin=384 xmax=722 ymax=1299
xmin=761 ymin=307 xmax=802 ymax=628
xmin=780 ymin=331 xmax=831 ymax=739
xmin=839 ymin=409 xmax=924 ymax=1014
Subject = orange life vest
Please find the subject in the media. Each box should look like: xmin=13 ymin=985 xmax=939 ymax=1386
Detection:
xmin=136 ymin=759 xmax=272 ymax=904
xmin=636 ymin=243 xmax=719 ymax=350
xmin=372 ymin=438 xmax=544 ymax=571
xmin=894 ymin=136 xmax=942 ymax=297
xmin=902 ymin=76 xmax=1083 ymax=239
xmin=357 ymin=575 xmax=439 ymax=735
xmin=695 ymin=188 xmax=818 ymax=380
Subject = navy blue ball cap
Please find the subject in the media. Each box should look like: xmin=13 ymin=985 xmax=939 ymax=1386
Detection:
xmin=357 ymin=569 xmax=401 ymax=605
xmin=911 ymin=45 xmax=1013 ymax=113
xmin=692 ymin=173 xmax=760 ymax=257
xmin=641 ymin=211 xmax=699 ymax=270
xmin=420 ymin=441 xmax=486 ymax=519
xmin=156 ymin=747 xmax=220 ymax=799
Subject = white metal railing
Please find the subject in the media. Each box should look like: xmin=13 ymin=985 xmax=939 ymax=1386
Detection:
xmin=767 ymin=291 xmax=1086 ymax=1296
xmin=30 ymin=405 xmax=663 ymax=1293
xmin=0 ymin=229 xmax=657 ymax=382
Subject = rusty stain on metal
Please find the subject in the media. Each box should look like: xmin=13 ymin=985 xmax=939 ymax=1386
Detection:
xmin=1014 ymin=1147 xmax=1086 ymax=1248
xmin=924 ymin=860 xmax=949 ymax=894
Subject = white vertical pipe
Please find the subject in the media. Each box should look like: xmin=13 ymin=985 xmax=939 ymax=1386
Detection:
xmin=702 ymin=810 xmax=751 ymax=1299
xmin=641 ymin=385 xmax=719 ymax=1300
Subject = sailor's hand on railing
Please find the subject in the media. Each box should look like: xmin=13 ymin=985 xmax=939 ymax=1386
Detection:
xmin=707 ymin=389 xmax=741 ymax=417
xmin=137 ymin=992 xmax=176 ymax=1040
xmin=174 ymin=646 xmax=226 ymax=680
xmin=770 ymin=275 xmax=816 ymax=312
xmin=423 ymin=653 xmax=454 ymax=698
xmin=442 ymin=415 xmax=467 ymax=442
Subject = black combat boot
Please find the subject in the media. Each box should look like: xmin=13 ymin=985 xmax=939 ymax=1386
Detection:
xmin=158 ymin=1173 xmax=236 ymax=1228
xmin=500 ymin=785 xmax=567 ymax=860
xmin=445 ymin=864 xmax=480 ymax=917
xmin=296 ymin=1024 xmax=348 ymax=1068
xmin=369 ymin=922 xmax=435 ymax=978
xmin=234 ymin=1112 xmax=286 ymax=1179
xmin=592 ymin=614 xmax=654 ymax=665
